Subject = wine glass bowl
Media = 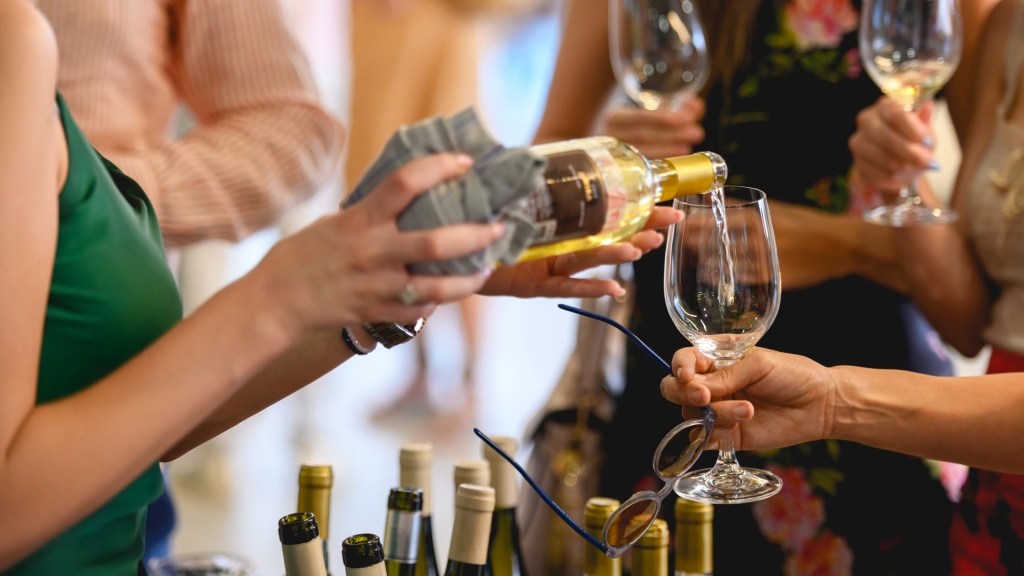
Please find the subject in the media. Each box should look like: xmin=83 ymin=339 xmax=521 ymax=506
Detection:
xmin=664 ymin=186 xmax=783 ymax=504
xmin=859 ymin=0 xmax=962 ymax=226
xmin=610 ymin=0 xmax=708 ymax=110
xmin=665 ymin=187 xmax=780 ymax=366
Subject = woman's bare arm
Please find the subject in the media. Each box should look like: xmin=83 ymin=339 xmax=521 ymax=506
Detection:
xmin=888 ymin=3 xmax=1015 ymax=356
xmin=664 ymin=348 xmax=1024 ymax=475
xmin=0 ymin=6 xmax=504 ymax=566
xmin=533 ymin=0 xmax=617 ymax=143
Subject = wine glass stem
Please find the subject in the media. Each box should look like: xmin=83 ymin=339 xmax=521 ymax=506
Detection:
xmin=896 ymin=101 xmax=927 ymax=211
xmin=711 ymin=428 xmax=744 ymax=477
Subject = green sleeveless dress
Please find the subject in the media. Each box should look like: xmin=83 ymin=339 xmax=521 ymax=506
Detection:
xmin=5 ymin=96 xmax=183 ymax=575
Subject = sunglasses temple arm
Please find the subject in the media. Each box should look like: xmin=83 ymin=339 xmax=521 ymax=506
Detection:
xmin=557 ymin=304 xmax=711 ymax=412
xmin=474 ymin=428 xmax=611 ymax=555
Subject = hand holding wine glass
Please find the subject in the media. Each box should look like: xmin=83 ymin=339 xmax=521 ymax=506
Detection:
xmin=664 ymin=186 xmax=783 ymax=504
xmin=859 ymin=0 xmax=962 ymax=225
xmin=850 ymin=95 xmax=939 ymax=197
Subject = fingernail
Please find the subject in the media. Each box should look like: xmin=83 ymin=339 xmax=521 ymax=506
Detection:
xmin=491 ymin=222 xmax=506 ymax=238
xmin=613 ymin=285 xmax=627 ymax=297
xmin=456 ymin=154 xmax=474 ymax=167
xmin=689 ymin=389 xmax=703 ymax=404
xmin=631 ymin=249 xmax=642 ymax=261
xmin=482 ymin=265 xmax=494 ymax=278
xmin=922 ymin=136 xmax=934 ymax=148
xmin=926 ymin=160 xmax=941 ymax=171
xmin=735 ymin=404 xmax=751 ymax=419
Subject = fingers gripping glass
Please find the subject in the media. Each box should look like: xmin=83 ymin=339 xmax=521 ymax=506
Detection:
xmin=474 ymin=304 xmax=715 ymax=558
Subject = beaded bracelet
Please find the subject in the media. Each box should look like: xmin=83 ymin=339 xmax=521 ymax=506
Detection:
xmin=341 ymin=326 xmax=374 ymax=356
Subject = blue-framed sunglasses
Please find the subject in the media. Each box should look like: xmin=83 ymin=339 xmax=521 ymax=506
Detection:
xmin=475 ymin=304 xmax=716 ymax=558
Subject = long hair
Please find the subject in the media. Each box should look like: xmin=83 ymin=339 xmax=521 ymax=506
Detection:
xmin=695 ymin=0 xmax=764 ymax=94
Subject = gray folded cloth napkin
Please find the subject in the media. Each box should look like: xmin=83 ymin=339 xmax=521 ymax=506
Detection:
xmin=342 ymin=108 xmax=547 ymax=275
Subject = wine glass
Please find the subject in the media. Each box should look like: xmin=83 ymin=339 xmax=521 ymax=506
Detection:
xmin=860 ymin=0 xmax=962 ymax=226
xmin=664 ymin=186 xmax=782 ymax=504
xmin=610 ymin=0 xmax=708 ymax=110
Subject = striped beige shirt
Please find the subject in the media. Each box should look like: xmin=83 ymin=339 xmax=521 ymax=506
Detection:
xmin=39 ymin=0 xmax=345 ymax=247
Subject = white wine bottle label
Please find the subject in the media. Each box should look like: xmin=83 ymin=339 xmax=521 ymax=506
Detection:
xmin=523 ymin=149 xmax=626 ymax=247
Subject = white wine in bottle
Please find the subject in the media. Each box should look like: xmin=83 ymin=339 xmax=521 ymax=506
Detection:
xmin=518 ymin=139 xmax=726 ymax=261
xmin=400 ymin=443 xmax=439 ymax=576
xmin=584 ymin=498 xmax=621 ymax=576
xmin=384 ymin=487 xmax=424 ymax=576
xmin=454 ymin=461 xmax=491 ymax=503
xmin=343 ymin=533 xmax=387 ymax=576
xmin=445 ymin=484 xmax=496 ymax=576
xmin=298 ymin=465 xmax=334 ymax=573
xmin=631 ymin=519 xmax=669 ymax=576
xmin=675 ymin=498 xmax=712 ymax=576
xmin=280 ymin=512 xmax=329 ymax=576
xmin=481 ymin=436 xmax=526 ymax=576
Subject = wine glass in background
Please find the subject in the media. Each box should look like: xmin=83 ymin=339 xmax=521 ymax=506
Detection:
xmin=610 ymin=0 xmax=708 ymax=110
xmin=860 ymin=0 xmax=962 ymax=226
xmin=665 ymin=187 xmax=783 ymax=504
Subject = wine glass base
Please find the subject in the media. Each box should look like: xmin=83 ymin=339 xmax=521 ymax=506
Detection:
xmin=673 ymin=467 xmax=782 ymax=504
xmin=863 ymin=204 xmax=958 ymax=227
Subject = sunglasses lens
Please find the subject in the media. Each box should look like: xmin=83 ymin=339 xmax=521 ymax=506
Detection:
xmin=606 ymin=499 xmax=658 ymax=548
xmin=656 ymin=424 xmax=707 ymax=477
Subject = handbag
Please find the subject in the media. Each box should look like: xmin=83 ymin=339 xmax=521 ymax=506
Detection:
xmin=518 ymin=273 xmax=634 ymax=576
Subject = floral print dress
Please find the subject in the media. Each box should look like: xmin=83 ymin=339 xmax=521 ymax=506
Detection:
xmin=602 ymin=1 xmax=954 ymax=574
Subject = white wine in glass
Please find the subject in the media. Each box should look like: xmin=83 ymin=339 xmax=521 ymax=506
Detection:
xmin=665 ymin=186 xmax=782 ymax=504
xmin=860 ymin=0 xmax=962 ymax=226
xmin=610 ymin=0 xmax=708 ymax=110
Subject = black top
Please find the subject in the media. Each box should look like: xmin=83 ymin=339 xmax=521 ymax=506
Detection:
xmin=603 ymin=1 xmax=953 ymax=573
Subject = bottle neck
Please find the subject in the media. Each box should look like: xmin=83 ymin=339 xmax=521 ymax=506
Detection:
xmin=674 ymin=520 xmax=712 ymax=575
xmin=651 ymin=152 xmax=728 ymax=203
xmin=584 ymin=524 xmax=620 ymax=576
xmin=444 ymin=559 xmax=485 ymax=576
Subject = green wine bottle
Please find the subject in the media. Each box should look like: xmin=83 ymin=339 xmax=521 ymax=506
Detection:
xmin=401 ymin=443 xmax=440 ymax=576
xmin=481 ymin=436 xmax=527 ymax=576
xmin=384 ymin=487 xmax=424 ymax=576
xmin=444 ymin=484 xmax=495 ymax=576
xmin=279 ymin=512 xmax=329 ymax=576
xmin=342 ymin=533 xmax=386 ymax=576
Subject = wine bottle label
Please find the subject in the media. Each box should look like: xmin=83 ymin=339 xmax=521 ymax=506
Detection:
xmin=524 ymin=149 xmax=626 ymax=247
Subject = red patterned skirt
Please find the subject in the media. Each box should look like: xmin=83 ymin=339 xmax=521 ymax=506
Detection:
xmin=950 ymin=347 xmax=1024 ymax=576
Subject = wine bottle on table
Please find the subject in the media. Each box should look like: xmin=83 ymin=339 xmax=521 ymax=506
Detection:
xmin=584 ymin=498 xmax=621 ymax=576
xmin=298 ymin=464 xmax=334 ymax=573
xmin=631 ymin=519 xmax=668 ymax=576
xmin=400 ymin=443 xmax=439 ymax=576
xmin=280 ymin=512 xmax=329 ymax=576
xmin=675 ymin=498 xmax=712 ymax=576
xmin=384 ymin=487 xmax=424 ymax=576
xmin=454 ymin=460 xmax=490 ymax=502
xmin=343 ymin=533 xmax=387 ymax=576
xmin=517 ymin=140 xmax=727 ymax=262
xmin=445 ymin=484 xmax=496 ymax=576
xmin=480 ymin=436 xmax=526 ymax=576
